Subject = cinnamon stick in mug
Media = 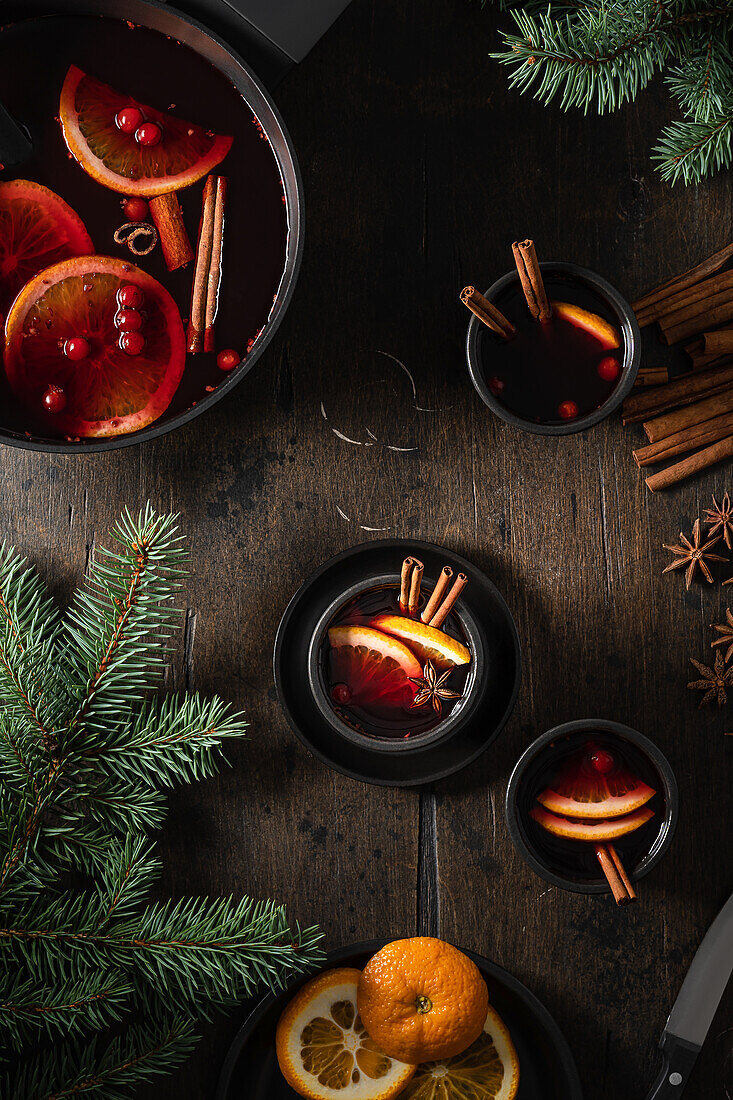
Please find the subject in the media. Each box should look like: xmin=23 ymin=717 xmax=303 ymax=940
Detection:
xmin=512 ymin=239 xmax=551 ymax=322
xmin=460 ymin=286 xmax=515 ymax=340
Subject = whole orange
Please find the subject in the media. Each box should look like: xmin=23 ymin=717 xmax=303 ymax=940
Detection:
xmin=356 ymin=937 xmax=489 ymax=1064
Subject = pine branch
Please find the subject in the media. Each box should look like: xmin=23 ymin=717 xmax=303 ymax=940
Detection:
xmin=0 ymin=970 xmax=132 ymax=1049
xmin=654 ymin=103 xmax=733 ymax=182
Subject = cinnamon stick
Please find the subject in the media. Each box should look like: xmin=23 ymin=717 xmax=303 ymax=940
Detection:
xmin=399 ymin=557 xmax=415 ymax=614
xmin=594 ymin=844 xmax=634 ymax=906
xmin=634 ymin=410 xmax=733 ymax=467
xmin=512 ymin=239 xmax=551 ymax=322
xmin=632 ymin=242 xmax=733 ymax=314
xmin=635 ymin=269 xmax=733 ymax=327
xmin=643 ymin=388 xmax=733 ymax=443
xmin=429 ymin=572 xmax=468 ymax=629
xmin=633 ymin=367 xmax=669 ymax=389
xmin=608 ymin=845 xmax=637 ymax=901
xmin=660 ymin=294 xmax=733 ymax=346
xmin=621 ymin=364 xmax=733 ymax=424
xmin=460 ymin=286 xmax=515 ymax=340
xmin=407 ymin=558 xmax=424 ymax=618
xmin=187 ymin=176 xmax=216 ymax=353
xmin=148 ymin=192 xmax=193 ymax=271
xmin=645 ymin=435 xmax=733 ymax=492
xmin=421 ymin=566 xmax=453 ymax=624
xmin=203 ymin=175 xmax=227 ymax=353
xmin=703 ymin=329 xmax=733 ymax=358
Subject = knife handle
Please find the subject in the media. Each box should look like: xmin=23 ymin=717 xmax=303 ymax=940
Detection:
xmin=645 ymin=1033 xmax=701 ymax=1099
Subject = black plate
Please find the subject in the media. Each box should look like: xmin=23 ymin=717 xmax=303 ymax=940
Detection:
xmin=217 ymin=940 xmax=583 ymax=1100
xmin=273 ymin=539 xmax=521 ymax=786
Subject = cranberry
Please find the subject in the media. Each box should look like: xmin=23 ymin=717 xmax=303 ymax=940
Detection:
xmin=116 ymin=106 xmax=143 ymax=134
xmin=488 ymin=376 xmax=505 ymax=396
xmin=135 ymin=122 xmax=162 ymax=147
xmin=117 ymin=283 xmax=145 ymax=309
xmin=122 ymin=197 xmax=150 ymax=222
xmin=42 ymin=385 xmax=67 ymax=414
xmin=331 ymin=683 xmax=352 ymax=706
xmin=114 ymin=309 xmax=143 ymax=332
xmin=598 ymin=356 xmax=620 ymax=382
xmin=119 ymin=331 xmax=145 ymax=356
xmin=590 ymin=748 xmax=615 ymax=775
xmin=558 ymin=400 xmax=579 ymax=420
xmin=64 ymin=337 xmax=90 ymax=361
xmin=217 ymin=348 xmax=240 ymax=372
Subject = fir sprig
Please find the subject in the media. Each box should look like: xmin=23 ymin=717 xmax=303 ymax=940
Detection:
xmin=0 ymin=506 xmax=322 ymax=1098
xmin=489 ymin=0 xmax=733 ymax=183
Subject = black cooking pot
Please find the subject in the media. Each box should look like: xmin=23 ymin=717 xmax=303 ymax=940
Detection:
xmin=0 ymin=0 xmax=350 ymax=453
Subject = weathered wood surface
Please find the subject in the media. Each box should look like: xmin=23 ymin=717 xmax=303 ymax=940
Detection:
xmin=2 ymin=0 xmax=732 ymax=1096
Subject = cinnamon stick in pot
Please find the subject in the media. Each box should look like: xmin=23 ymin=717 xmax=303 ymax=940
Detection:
xmin=421 ymin=566 xmax=453 ymax=624
xmin=187 ymin=175 xmax=216 ymax=354
xmin=460 ymin=286 xmax=515 ymax=340
xmin=512 ymin=239 xmax=551 ymax=322
xmin=429 ymin=572 xmax=468 ymax=629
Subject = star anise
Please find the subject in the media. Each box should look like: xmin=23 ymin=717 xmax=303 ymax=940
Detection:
xmin=410 ymin=659 xmax=461 ymax=716
xmin=704 ymin=492 xmax=733 ymax=549
xmin=688 ymin=651 xmax=733 ymax=708
xmin=711 ymin=609 xmax=733 ymax=662
xmin=663 ymin=518 xmax=726 ymax=589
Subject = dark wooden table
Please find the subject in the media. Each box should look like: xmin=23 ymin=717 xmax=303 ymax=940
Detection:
xmin=3 ymin=1 xmax=732 ymax=1096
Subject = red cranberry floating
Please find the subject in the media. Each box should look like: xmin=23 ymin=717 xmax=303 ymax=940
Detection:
xmin=119 ymin=331 xmax=145 ymax=356
xmin=331 ymin=683 xmax=352 ymax=706
xmin=135 ymin=122 xmax=162 ymax=147
xmin=597 ymin=356 xmax=620 ymax=382
xmin=558 ymin=400 xmax=579 ymax=421
xmin=217 ymin=348 xmax=240 ymax=372
xmin=122 ymin=197 xmax=150 ymax=222
xmin=42 ymin=385 xmax=67 ymax=414
xmin=590 ymin=747 xmax=615 ymax=775
xmin=116 ymin=106 xmax=143 ymax=134
xmin=114 ymin=309 xmax=143 ymax=332
xmin=64 ymin=336 xmax=90 ymax=361
xmin=488 ymin=376 xmax=505 ymax=396
xmin=117 ymin=283 xmax=145 ymax=309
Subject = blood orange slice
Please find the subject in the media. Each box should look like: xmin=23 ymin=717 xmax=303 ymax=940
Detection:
xmin=370 ymin=614 xmax=470 ymax=668
xmin=4 ymin=255 xmax=185 ymax=437
xmin=328 ymin=625 xmax=422 ymax=712
xmin=59 ymin=65 xmax=233 ymax=197
xmin=530 ymin=805 xmax=654 ymax=842
xmin=0 ymin=180 xmax=93 ymax=320
xmin=537 ymin=752 xmax=655 ymax=820
xmin=551 ymin=302 xmax=620 ymax=350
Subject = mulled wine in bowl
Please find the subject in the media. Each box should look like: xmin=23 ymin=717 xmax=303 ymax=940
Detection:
xmin=307 ymin=563 xmax=485 ymax=753
xmin=505 ymin=720 xmax=678 ymax=902
xmin=465 ymin=261 xmax=640 ymax=435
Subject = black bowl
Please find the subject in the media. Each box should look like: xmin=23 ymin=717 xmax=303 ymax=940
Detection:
xmin=217 ymin=940 xmax=583 ymax=1100
xmin=466 ymin=262 xmax=640 ymax=436
xmin=505 ymin=719 xmax=678 ymax=894
xmin=307 ymin=572 xmax=486 ymax=753
xmin=273 ymin=539 xmax=521 ymax=786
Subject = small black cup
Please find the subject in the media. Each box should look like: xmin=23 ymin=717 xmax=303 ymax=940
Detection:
xmin=505 ymin=719 xmax=678 ymax=895
xmin=466 ymin=262 xmax=640 ymax=435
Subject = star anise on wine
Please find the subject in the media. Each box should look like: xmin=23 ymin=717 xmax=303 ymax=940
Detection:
xmin=663 ymin=519 xmax=726 ymax=589
xmin=409 ymin=659 xmax=461 ymax=715
xmin=687 ymin=651 xmax=733 ymax=708
xmin=704 ymin=492 xmax=733 ymax=549
xmin=711 ymin=609 xmax=733 ymax=662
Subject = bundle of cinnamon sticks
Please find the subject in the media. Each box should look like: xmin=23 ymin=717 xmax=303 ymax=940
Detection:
xmin=624 ymin=242 xmax=733 ymax=490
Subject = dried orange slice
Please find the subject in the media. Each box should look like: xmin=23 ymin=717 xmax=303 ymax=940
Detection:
xmin=275 ymin=968 xmax=416 ymax=1100
xmin=328 ymin=625 xmax=422 ymax=711
xmin=357 ymin=938 xmax=489 ymax=1065
xmin=59 ymin=65 xmax=232 ymax=197
xmin=402 ymin=1005 xmax=520 ymax=1100
xmin=551 ymin=302 xmax=620 ymax=350
xmin=370 ymin=615 xmax=470 ymax=668
xmin=530 ymin=805 xmax=654 ymax=841
xmin=4 ymin=255 xmax=185 ymax=437
xmin=0 ymin=179 xmax=93 ymax=320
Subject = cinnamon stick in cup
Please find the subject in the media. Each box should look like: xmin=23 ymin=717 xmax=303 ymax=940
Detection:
xmin=203 ymin=175 xmax=227 ymax=353
xmin=460 ymin=286 xmax=515 ymax=340
xmin=407 ymin=559 xmax=424 ymax=618
xmin=421 ymin=566 xmax=453 ymax=624
xmin=512 ymin=239 xmax=551 ymax=323
xmin=429 ymin=572 xmax=468 ymax=629
xmin=595 ymin=844 xmax=635 ymax=906
xmin=187 ymin=176 xmax=216 ymax=353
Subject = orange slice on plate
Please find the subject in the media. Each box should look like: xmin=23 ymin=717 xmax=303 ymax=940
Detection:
xmin=3 ymin=255 xmax=185 ymax=437
xmin=59 ymin=65 xmax=232 ymax=197
xmin=370 ymin=614 xmax=470 ymax=668
xmin=551 ymin=301 xmax=620 ymax=350
xmin=0 ymin=179 xmax=93 ymax=320
xmin=328 ymin=625 xmax=422 ymax=711
xmin=530 ymin=805 xmax=654 ymax=842
xmin=401 ymin=1004 xmax=520 ymax=1100
xmin=276 ymin=968 xmax=416 ymax=1100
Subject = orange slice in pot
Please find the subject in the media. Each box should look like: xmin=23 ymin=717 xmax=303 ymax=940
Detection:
xmin=536 ymin=750 xmax=655 ymax=820
xmin=328 ymin=625 xmax=422 ymax=711
xmin=551 ymin=301 xmax=620 ymax=350
xmin=59 ymin=65 xmax=232 ymax=197
xmin=530 ymin=805 xmax=654 ymax=841
xmin=370 ymin=614 xmax=470 ymax=668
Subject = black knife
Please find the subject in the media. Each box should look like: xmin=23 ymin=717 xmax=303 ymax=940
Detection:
xmin=646 ymin=890 xmax=733 ymax=1098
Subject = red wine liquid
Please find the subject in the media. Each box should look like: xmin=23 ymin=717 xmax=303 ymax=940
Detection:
xmin=0 ymin=14 xmax=288 ymax=440
xmin=320 ymin=583 xmax=471 ymax=741
xmin=480 ymin=281 xmax=624 ymax=424
xmin=521 ymin=732 xmax=663 ymax=883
